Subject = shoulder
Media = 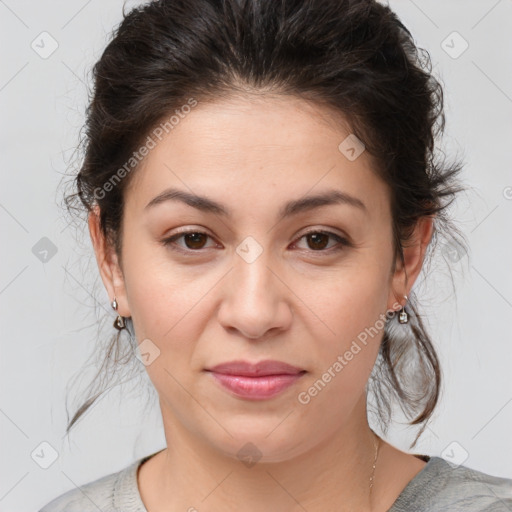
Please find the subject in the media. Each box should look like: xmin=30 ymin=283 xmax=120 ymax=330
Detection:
xmin=390 ymin=456 xmax=512 ymax=512
xmin=37 ymin=457 xmax=143 ymax=512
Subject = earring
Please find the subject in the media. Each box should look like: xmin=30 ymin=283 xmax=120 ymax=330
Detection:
xmin=398 ymin=294 xmax=409 ymax=324
xmin=111 ymin=296 xmax=126 ymax=330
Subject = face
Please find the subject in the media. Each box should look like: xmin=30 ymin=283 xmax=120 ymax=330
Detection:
xmin=91 ymin=94 xmax=430 ymax=463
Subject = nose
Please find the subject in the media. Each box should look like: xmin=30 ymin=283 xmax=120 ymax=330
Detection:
xmin=216 ymin=245 xmax=293 ymax=340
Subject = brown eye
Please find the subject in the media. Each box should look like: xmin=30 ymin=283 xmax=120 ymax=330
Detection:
xmin=182 ymin=232 xmax=208 ymax=249
xmin=162 ymin=230 xmax=216 ymax=252
xmin=295 ymin=230 xmax=349 ymax=252
xmin=306 ymin=232 xmax=330 ymax=250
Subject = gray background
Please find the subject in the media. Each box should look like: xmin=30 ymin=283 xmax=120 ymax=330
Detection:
xmin=1 ymin=0 xmax=511 ymax=510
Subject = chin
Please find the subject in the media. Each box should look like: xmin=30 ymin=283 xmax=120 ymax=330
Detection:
xmin=206 ymin=425 xmax=310 ymax=465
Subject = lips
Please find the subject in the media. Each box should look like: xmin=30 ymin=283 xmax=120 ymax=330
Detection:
xmin=205 ymin=360 xmax=306 ymax=400
xmin=206 ymin=359 xmax=305 ymax=377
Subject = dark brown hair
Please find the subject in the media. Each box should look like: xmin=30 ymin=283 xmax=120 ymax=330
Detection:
xmin=62 ymin=0 xmax=466 ymax=448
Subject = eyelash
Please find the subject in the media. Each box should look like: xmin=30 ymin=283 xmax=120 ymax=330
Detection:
xmin=160 ymin=228 xmax=351 ymax=256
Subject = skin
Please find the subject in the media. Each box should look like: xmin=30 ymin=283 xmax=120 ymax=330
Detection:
xmin=89 ymin=94 xmax=433 ymax=512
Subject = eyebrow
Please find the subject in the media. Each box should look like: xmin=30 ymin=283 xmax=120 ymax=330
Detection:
xmin=144 ymin=187 xmax=367 ymax=220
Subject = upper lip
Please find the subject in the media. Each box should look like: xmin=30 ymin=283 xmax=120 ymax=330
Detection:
xmin=206 ymin=360 xmax=305 ymax=377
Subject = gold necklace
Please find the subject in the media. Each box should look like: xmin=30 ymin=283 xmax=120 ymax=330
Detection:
xmin=369 ymin=430 xmax=381 ymax=496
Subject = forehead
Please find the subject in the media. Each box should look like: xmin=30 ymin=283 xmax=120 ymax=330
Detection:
xmin=123 ymin=94 xmax=388 ymax=218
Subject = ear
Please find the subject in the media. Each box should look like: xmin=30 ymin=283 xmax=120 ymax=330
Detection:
xmin=387 ymin=215 xmax=434 ymax=312
xmin=88 ymin=205 xmax=131 ymax=317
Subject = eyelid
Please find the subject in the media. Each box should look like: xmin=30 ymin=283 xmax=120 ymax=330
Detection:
xmin=292 ymin=228 xmax=351 ymax=251
xmin=161 ymin=227 xmax=219 ymax=251
xmin=161 ymin=227 xmax=351 ymax=254
xmin=297 ymin=227 xmax=350 ymax=241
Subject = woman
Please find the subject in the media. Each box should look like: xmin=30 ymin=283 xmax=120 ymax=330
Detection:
xmin=39 ymin=0 xmax=512 ymax=510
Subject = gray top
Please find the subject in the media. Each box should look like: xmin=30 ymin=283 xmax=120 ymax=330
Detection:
xmin=39 ymin=451 xmax=512 ymax=511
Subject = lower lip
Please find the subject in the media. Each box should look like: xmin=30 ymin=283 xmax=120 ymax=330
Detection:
xmin=208 ymin=371 xmax=305 ymax=400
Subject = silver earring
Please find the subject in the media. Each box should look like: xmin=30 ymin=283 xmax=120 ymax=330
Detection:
xmin=111 ymin=296 xmax=126 ymax=330
xmin=398 ymin=294 xmax=409 ymax=324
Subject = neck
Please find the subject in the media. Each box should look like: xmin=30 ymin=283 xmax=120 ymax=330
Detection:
xmin=145 ymin=394 xmax=382 ymax=512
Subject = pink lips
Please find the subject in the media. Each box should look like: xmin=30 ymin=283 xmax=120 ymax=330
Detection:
xmin=206 ymin=360 xmax=306 ymax=400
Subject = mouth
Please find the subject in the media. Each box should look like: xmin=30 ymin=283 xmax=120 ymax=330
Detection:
xmin=206 ymin=359 xmax=305 ymax=376
xmin=204 ymin=360 xmax=307 ymax=400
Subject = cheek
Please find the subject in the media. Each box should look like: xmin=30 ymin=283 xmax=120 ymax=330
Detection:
xmin=306 ymin=264 xmax=390 ymax=345
xmin=121 ymin=232 xmax=207 ymax=331
xmin=123 ymin=261 xmax=212 ymax=400
xmin=296 ymin=259 xmax=390 ymax=404
xmin=294 ymin=278 xmax=386 ymax=425
xmin=126 ymin=271 xmax=210 ymax=346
